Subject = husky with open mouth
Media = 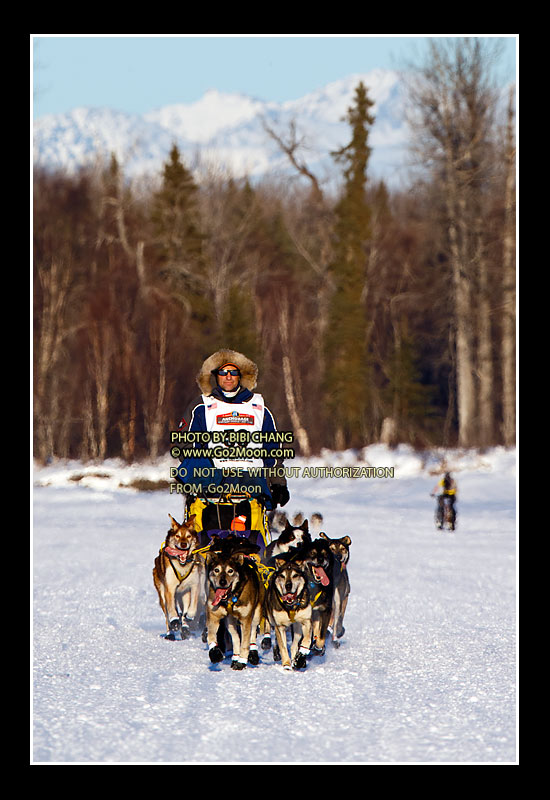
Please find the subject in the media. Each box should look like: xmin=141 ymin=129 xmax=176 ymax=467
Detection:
xmin=319 ymin=532 xmax=351 ymax=647
xmin=204 ymin=538 xmax=265 ymax=670
xmin=297 ymin=538 xmax=334 ymax=656
xmin=264 ymin=558 xmax=312 ymax=670
xmin=153 ymin=514 xmax=206 ymax=640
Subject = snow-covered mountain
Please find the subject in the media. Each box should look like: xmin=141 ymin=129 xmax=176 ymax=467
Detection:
xmin=33 ymin=70 xmax=412 ymax=187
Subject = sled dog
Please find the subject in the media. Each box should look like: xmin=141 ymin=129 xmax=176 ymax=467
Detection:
xmin=319 ymin=532 xmax=351 ymax=646
xmin=264 ymin=519 xmax=311 ymax=563
xmin=204 ymin=537 xmax=265 ymax=670
xmin=153 ymin=514 xmax=206 ymax=640
xmin=296 ymin=538 xmax=335 ymax=655
xmin=264 ymin=557 xmax=312 ymax=670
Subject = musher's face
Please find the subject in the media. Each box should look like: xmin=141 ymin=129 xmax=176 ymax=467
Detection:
xmin=216 ymin=367 xmax=240 ymax=393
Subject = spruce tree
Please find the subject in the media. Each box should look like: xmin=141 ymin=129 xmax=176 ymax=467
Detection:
xmin=150 ymin=144 xmax=207 ymax=315
xmin=383 ymin=325 xmax=436 ymax=444
xmin=324 ymin=82 xmax=375 ymax=449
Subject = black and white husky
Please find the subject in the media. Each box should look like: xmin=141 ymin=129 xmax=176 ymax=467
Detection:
xmin=264 ymin=519 xmax=312 ymax=564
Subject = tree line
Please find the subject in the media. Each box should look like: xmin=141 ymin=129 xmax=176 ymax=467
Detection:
xmin=33 ymin=38 xmax=516 ymax=463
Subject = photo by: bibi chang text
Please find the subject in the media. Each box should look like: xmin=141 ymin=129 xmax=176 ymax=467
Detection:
xmin=169 ymin=429 xmax=395 ymax=493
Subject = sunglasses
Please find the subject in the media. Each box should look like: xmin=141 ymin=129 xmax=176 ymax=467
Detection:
xmin=217 ymin=369 xmax=240 ymax=377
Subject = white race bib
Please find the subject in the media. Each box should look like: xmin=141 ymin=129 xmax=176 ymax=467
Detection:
xmin=202 ymin=393 xmax=265 ymax=470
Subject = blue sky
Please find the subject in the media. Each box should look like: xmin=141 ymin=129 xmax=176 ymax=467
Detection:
xmin=32 ymin=34 xmax=518 ymax=119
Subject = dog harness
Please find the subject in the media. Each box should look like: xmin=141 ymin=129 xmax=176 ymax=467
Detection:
xmin=306 ymin=577 xmax=327 ymax=607
xmin=247 ymin=553 xmax=275 ymax=587
xmin=214 ymin=589 xmax=240 ymax=612
xmin=211 ymin=556 xmax=270 ymax=612
xmin=279 ymin=589 xmax=310 ymax=622
xmin=161 ymin=543 xmax=199 ymax=582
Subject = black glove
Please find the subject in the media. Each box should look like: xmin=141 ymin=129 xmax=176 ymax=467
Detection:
xmin=270 ymin=483 xmax=290 ymax=508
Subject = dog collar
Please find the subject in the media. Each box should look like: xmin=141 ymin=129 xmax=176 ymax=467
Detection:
xmin=278 ymin=583 xmax=310 ymax=618
xmin=225 ymin=593 xmax=240 ymax=611
xmin=306 ymin=579 xmax=325 ymax=605
xmin=213 ymin=588 xmax=240 ymax=611
xmin=281 ymin=589 xmax=310 ymax=622
xmin=162 ymin=544 xmax=196 ymax=582
xmin=211 ymin=573 xmax=244 ymax=610
xmin=281 ymin=587 xmax=307 ymax=608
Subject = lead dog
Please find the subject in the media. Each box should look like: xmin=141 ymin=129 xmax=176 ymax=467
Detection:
xmin=153 ymin=514 xmax=206 ymax=640
xmin=262 ymin=519 xmax=312 ymax=651
xmin=204 ymin=537 xmax=265 ymax=670
xmin=294 ymin=538 xmax=335 ymax=656
xmin=319 ymin=532 xmax=351 ymax=646
xmin=264 ymin=557 xmax=312 ymax=670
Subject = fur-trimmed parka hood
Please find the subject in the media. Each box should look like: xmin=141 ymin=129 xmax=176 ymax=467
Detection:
xmin=196 ymin=349 xmax=259 ymax=395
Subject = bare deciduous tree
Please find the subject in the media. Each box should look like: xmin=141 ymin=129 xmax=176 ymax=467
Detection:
xmin=405 ymin=37 xmax=504 ymax=448
xmin=277 ymin=291 xmax=311 ymax=456
xmin=501 ymin=87 xmax=516 ymax=447
xmin=262 ymin=118 xmax=324 ymax=203
xmin=34 ymin=259 xmax=74 ymax=462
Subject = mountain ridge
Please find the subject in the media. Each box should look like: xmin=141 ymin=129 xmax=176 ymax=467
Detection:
xmin=33 ymin=69 xmax=412 ymax=186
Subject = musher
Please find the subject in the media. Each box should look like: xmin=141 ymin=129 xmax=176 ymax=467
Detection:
xmin=430 ymin=472 xmax=457 ymax=528
xmin=176 ymin=349 xmax=290 ymax=526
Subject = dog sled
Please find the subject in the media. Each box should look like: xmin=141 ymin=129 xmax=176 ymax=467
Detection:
xmin=183 ymin=491 xmax=272 ymax=559
xmin=157 ymin=468 xmax=353 ymax=668
xmin=153 ymin=507 xmax=353 ymax=670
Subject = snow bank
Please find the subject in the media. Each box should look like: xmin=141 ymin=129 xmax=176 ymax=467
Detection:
xmin=32 ymin=445 xmax=517 ymax=491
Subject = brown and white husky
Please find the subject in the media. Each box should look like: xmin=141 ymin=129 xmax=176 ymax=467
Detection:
xmin=153 ymin=514 xmax=206 ymax=640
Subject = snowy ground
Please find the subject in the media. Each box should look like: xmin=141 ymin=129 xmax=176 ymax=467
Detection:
xmin=32 ymin=445 xmax=517 ymax=764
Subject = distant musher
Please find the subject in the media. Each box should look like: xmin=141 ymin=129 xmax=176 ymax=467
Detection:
xmin=431 ymin=472 xmax=457 ymax=529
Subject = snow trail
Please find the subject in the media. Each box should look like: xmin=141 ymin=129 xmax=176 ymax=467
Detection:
xmin=32 ymin=447 xmax=517 ymax=763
